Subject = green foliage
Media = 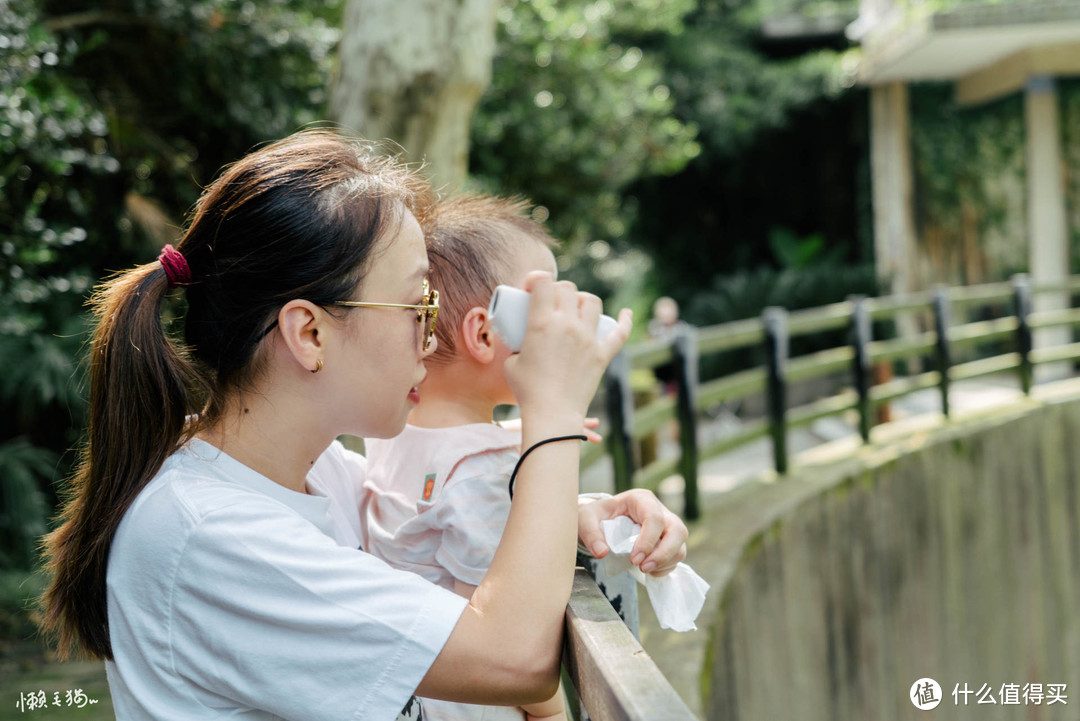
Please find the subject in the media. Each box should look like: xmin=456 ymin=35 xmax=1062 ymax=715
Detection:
xmin=685 ymin=263 xmax=879 ymax=328
xmin=470 ymin=0 xmax=701 ymax=295
xmin=624 ymin=0 xmax=866 ymax=296
xmin=662 ymin=9 xmax=856 ymax=159
xmin=768 ymin=227 xmax=843 ymax=270
xmin=0 ymin=441 xmax=54 ymax=570
xmin=682 ymin=226 xmax=881 ymax=379
xmin=471 ymin=0 xmax=861 ymax=300
xmin=0 ymin=568 xmax=51 ymax=665
xmin=0 ymin=2 xmax=107 ymax=556
xmin=0 ymin=0 xmax=341 ymax=572
xmin=1062 ymin=79 xmax=1080 ymax=271
xmin=909 ymin=83 xmax=1027 ymax=283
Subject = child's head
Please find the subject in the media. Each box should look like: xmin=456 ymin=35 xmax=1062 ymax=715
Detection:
xmin=426 ymin=193 xmax=557 ymax=368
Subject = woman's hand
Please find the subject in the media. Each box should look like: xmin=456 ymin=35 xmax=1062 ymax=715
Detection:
xmin=505 ymin=273 xmax=632 ymax=427
xmin=577 ymin=490 xmax=688 ymax=577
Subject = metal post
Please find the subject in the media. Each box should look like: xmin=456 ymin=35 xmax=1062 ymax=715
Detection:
xmin=931 ymin=286 xmax=952 ymax=418
xmin=604 ymin=351 xmax=636 ymax=493
xmin=850 ymin=295 xmax=873 ymax=442
xmin=1012 ymin=273 xmax=1034 ymax=395
xmin=673 ymin=325 xmax=700 ymax=521
xmin=764 ymin=307 xmax=789 ymax=475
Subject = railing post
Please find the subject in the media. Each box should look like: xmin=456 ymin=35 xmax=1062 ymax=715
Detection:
xmin=764 ymin=307 xmax=789 ymax=475
xmin=850 ymin=295 xmax=873 ymax=442
xmin=572 ymin=557 xmax=640 ymax=721
xmin=931 ymin=285 xmax=952 ymax=418
xmin=673 ymin=324 xmax=700 ymax=521
xmin=1012 ymin=273 xmax=1034 ymax=395
xmin=604 ymin=350 xmax=636 ymax=493
xmin=577 ymin=556 xmax=640 ymax=638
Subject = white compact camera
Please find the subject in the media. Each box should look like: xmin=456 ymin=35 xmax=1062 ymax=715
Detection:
xmin=487 ymin=285 xmax=618 ymax=352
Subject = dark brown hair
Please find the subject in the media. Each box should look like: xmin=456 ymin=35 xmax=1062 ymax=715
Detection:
xmin=426 ymin=194 xmax=556 ymax=365
xmin=39 ymin=130 xmax=435 ymax=660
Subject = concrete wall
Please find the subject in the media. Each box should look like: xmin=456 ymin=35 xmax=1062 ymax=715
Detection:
xmin=702 ymin=398 xmax=1080 ymax=720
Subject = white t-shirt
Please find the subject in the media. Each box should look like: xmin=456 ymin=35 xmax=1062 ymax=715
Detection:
xmin=363 ymin=424 xmax=527 ymax=721
xmin=105 ymin=438 xmax=468 ymax=721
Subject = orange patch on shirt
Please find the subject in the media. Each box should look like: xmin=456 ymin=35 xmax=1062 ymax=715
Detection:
xmin=422 ymin=474 xmax=436 ymax=501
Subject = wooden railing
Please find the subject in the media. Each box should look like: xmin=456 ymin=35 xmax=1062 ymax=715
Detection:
xmin=590 ymin=273 xmax=1080 ymax=520
xmin=563 ymin=568 xmax=696 ymax=721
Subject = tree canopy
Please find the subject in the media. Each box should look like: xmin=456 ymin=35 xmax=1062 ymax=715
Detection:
xmin=1 ymin=0 xmax=343 ymax=567
xmin=2 ymin=0 xmax=862 ymax=570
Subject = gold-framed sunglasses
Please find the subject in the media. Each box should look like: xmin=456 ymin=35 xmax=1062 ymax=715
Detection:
xmin=332 ymin=279 xmax=440 ymax=351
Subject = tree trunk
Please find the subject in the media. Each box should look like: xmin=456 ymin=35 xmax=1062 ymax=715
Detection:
xmin=330 ymin=0 xmax=499 ymax=191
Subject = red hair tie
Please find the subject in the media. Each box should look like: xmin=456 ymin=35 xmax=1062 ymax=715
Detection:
xmin=158 ymin=244 xmax=191 ymax=288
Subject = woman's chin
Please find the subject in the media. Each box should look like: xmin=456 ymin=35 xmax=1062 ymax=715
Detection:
xmin=359 ymin=417 xmax=409 ymax=440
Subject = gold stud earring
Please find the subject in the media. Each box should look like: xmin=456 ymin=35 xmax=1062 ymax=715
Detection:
xmin=311 ymin=359 xmax=323 ymax=374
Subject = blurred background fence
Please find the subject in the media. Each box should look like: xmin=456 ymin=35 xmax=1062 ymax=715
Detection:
xmin=588 ymin=272 xmax=1080 ymax=520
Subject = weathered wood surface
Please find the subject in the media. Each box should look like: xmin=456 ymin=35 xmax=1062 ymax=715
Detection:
xmin=564 ymin=568 xmax=696 ymax=721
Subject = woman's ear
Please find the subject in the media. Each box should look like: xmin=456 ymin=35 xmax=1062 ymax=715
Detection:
xmin=277 ymin=299 xmax=326 ymax=373
xmin=460 ymin=306 xmax=497 ymax=364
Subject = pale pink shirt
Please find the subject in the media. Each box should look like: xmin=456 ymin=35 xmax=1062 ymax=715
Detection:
xmin=363 ymin=423 xmax=528 ymax=721
xmin=362 ymin=423 xmax=520 ymax=590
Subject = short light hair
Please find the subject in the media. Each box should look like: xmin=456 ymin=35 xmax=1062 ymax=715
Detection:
xmin=426 ymin=193 xmax=556 ymax=365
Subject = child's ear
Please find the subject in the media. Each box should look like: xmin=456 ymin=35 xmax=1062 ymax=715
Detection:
xmin=460 ymin=306 xmax=497 ymax=364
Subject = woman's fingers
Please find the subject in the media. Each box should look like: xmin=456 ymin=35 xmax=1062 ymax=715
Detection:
xmin=639 ymin=523 xmax=689 ymax=576
xmin=510 ymin=273 xmax=632 ymax=423
xmin=628 ymin=499 xmax=666 ymax=568
xmin=521 ymin=270 xmax=555 ymax=299
xmin=576 ymin=502 xmax=611 ymax=559
xmin=577 ymin=291 xmax=602 ymax=327
xmin=599 ymin=308 xmax=633 ymax=361
xmin=616 ymin=489 xmax=688 ymax=576
xmin=576 ymin=491 xmax=689 ymax=576
xmin=552 ymin=279 xmax=579 ymax=314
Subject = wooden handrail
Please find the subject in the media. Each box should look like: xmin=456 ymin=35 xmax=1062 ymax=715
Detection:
xmin=591 ymin=273 xmax=1080 ymax=516
xmin=563 ymin=568 xmax=696 ymax=721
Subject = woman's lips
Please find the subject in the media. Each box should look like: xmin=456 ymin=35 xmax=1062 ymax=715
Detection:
xmin=408 ymin=372 xmax=426 ymax=403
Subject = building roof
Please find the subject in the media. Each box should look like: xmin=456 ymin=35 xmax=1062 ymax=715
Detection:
xmin=853 ymin=1 xmax=1080 ymax=84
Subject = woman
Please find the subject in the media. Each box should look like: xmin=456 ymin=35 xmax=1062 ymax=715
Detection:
xmin=39 ymin=130 xmax=687 ymax=720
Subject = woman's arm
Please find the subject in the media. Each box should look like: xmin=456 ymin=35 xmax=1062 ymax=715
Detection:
xmin=451 ymin=579 xmax=567 ymax=720
xmin=417 ymin=411 xmax=585 ymax=704
xmin=417 ymin=275 xmax=631 ymax=705
xmin=521 ymin=685 xmax=567 ymax=720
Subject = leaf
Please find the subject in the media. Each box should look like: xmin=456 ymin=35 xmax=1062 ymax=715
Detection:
xmin=0 ymin=438 xmax=55 ymax=570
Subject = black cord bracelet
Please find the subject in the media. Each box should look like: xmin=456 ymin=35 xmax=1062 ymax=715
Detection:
xmin=508 ymin=434 xmax=588 ymax=500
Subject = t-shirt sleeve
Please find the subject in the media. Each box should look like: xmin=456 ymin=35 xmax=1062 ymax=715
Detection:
xmin=433 ymin=469 xmax=513 ymax=587
xmin=170 ymin=498 xmax=467 ymax=721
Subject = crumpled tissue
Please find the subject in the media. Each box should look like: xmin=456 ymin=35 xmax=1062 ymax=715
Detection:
xmin=599 ymin=516 xmax=710 ymax=632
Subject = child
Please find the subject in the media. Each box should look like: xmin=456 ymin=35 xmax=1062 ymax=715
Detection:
xmin=361 ymin=194 xmax=575 ymax=721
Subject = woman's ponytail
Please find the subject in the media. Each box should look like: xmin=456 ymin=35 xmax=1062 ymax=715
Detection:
xmin=40 ymin=260 xmax=207 ymax=660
